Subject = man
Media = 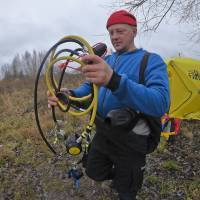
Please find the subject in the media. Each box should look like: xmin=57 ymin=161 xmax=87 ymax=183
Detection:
xmin=48 ymin=10 xmax=170 ymax=200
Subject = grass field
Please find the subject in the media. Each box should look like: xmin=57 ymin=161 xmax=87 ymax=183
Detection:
xmin=0 ymin=77 xmax=199 ymax=200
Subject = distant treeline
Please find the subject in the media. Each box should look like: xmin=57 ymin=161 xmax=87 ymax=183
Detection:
xmin=0 ymin=50 xmax=46 ymax=80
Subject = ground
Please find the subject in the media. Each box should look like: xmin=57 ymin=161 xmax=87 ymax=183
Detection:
xmin=0 ymin=78 xmax=199 ymax=200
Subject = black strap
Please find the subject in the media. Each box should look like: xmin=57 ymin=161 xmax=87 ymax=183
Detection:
xmin=139 ymin=52 xmax=150 ymax=84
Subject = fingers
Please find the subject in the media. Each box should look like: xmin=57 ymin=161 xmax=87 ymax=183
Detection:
xmin=82 ymin=64 xmax=99 ymax=73
xmin=82 ymin=64 xmax=103 ymax=85
xmin=81 ymin=55 xmax=104 ymax=74
xmin=47 ymin=90 xmax=51 ymax=97
xmin=81 ymin=54 xmax=102 ymax=64
xmin=47 ymin=90 xmax=58 ymax=107
xmin=47 ymin=87 xmax=70 ymax=108
xmin=48 ymin=99 xmax=58 ymax=106
xmin=83 ymin=71 xmax=99 ymax=78
xmin=80 ymin=54 xmax=113 ymax=86
xmin=84 ymin=72 xmax=102 ymax=84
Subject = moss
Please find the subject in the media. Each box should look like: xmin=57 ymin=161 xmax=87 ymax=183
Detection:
xmin=146 ymin=175 xmax=161 ymax=185
xmin=156 ymin=137 xmax=168 ymax=153
xmin=162 ymin=160 xmax=182 ymax=171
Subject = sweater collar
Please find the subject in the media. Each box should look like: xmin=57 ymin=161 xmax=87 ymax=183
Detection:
xmin=114 ymin=48 xmax=143 ymax=56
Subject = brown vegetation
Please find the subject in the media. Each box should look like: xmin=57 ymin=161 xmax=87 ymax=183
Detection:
xmin=0 ymin=76 xmax=199 ymax=200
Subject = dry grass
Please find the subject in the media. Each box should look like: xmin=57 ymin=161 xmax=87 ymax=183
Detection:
xmin=0 ymin=77 xmax=200 ymax=200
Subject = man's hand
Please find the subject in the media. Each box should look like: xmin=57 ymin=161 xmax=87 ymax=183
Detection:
xmin=47 ymin=91 xmax=58 ymax=107
xmin=47 ymin=88 xmax=70 ymax=107
xmin=81 ymin=55 xmax=113 ymax=86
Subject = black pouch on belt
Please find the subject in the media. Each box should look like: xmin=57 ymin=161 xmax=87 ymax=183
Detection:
xmin=104 ymin=108 xmax=140 ymax=132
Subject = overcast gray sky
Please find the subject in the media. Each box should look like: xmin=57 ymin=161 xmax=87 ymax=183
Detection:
xmin=0 ymin=0 xmax=199 ymax=68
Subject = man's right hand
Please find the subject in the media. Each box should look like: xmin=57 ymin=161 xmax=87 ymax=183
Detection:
xmin=47 ymin=91 xmax=58 ymax=107
xmin=47 ymin=88 xmax=70 ymax=107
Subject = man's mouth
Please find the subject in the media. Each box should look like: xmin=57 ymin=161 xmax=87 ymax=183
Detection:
xmin=113 ymin=42 xmax=121 ymax=47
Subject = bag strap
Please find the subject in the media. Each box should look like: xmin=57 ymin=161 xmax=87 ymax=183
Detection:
xmin=139 ymin=52 xmax=150 ymax=84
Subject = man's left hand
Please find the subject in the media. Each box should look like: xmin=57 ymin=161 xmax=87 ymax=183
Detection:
xmin=81 ymin=55 xmax=113 ymax=86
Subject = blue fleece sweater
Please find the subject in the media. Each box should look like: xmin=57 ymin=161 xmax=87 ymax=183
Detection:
xmin=72 ymin=48 xmax=170 ymax=118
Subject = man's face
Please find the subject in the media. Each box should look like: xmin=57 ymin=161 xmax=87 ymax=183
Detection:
xmin=108 ymin=24 xmax=137 ymax=52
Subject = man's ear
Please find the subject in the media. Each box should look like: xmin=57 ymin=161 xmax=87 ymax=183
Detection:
xmin=132 ymin=27 xmax=137 ymax=37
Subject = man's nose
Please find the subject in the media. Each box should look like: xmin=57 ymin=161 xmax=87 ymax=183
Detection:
xmin=111 ymin=32 xmax=119 ymax=40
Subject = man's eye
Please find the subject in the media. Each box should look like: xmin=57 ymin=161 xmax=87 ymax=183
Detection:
xmin=117 ymin=30 xmax=124 ymax=34
xmin=109 ymin=31 xmax=113 ymax=35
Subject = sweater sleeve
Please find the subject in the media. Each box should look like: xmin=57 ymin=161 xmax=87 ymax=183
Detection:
xmin=71 ymin=81 xmax=92 ymax=97
xmin=112 ymin=54 xmax=170 ymax=117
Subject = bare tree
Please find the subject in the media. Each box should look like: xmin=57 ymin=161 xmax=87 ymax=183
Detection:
xmin=110 ymin=0 xmax=200 ymax=42
xmin=0 ymin=50 xmax=47 ymax=80
xmin=21 ymin=50 xmax=46 ymax=77
xmin=11 ymin=54 xmax=21 ymax=77
xmin=1 ymin=63 xmax=12 ymax=80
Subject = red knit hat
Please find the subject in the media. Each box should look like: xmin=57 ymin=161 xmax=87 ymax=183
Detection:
xmin=106 ymin=10 xmax=137 ymax=29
